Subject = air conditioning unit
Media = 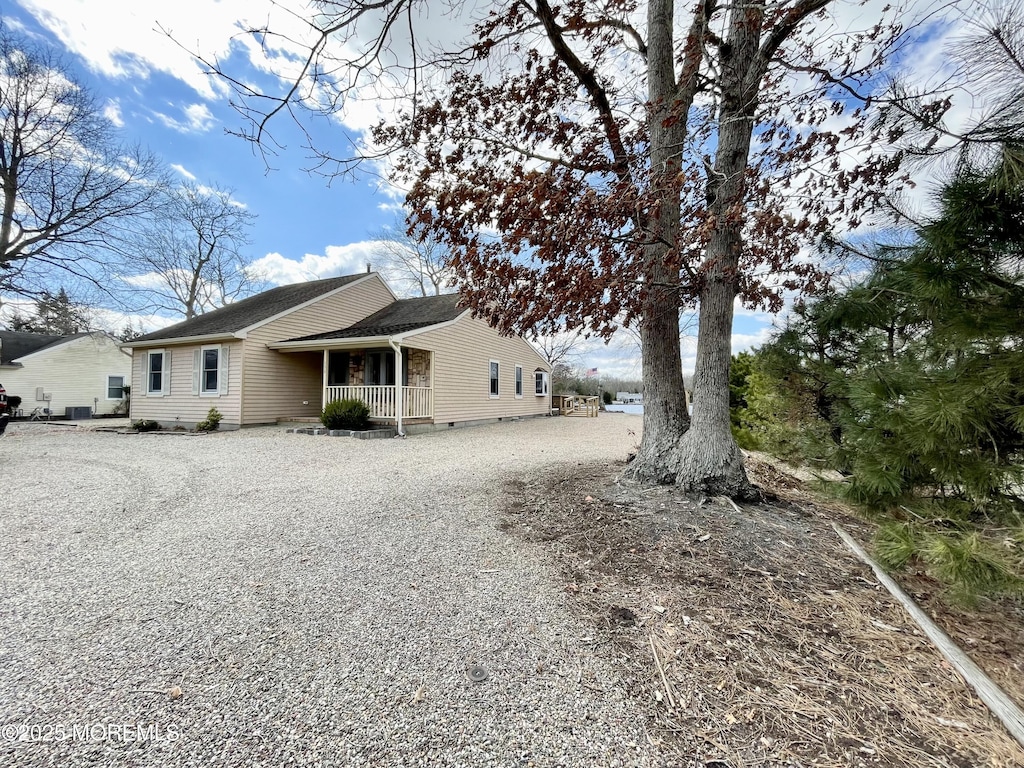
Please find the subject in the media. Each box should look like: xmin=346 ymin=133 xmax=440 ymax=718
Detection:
xmin=65 ymin=406 xmax=92 ymax=420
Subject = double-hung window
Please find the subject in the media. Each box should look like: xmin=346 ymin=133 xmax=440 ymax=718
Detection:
xmin=515 ymin=365 xmax=523 ymax=398
xmin=193 ymin=345 xmax=228 ymax=396
xmin=489 ymin=360 xmax=500 ymax=398
xmin=107 ymin=375 xmax=126 ymax=400
xmin=202 ymin=347 xmax=219 ymax=394
xmin=147 ymin=350 xmax=168 ymax=396
xmin=535 ymin=369 xmax=549 ymax=396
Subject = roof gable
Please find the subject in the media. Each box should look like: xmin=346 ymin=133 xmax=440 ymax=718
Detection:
xmin=282 ymin=293 xmax=465 ymax=343
xmin=127 ymin=273 xmax=377 ymax=345
xmin=0 ymin=330 xmax=77 ymax=365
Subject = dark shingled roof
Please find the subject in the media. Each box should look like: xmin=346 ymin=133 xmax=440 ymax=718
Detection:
xmin=284 ymin=293 xmax=464 ymax=342
xmin=0 ymin=331 xmax=74 ymax=365
xmin=130 ymin=274 xmax=368 ymax=343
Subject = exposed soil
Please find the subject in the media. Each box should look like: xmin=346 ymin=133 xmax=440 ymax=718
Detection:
xmin=500 ymin=454 xmax=1024 ymax=767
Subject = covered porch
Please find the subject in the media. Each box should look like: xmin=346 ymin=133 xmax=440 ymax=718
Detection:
xmin=324 ymin=383 xmax=432 ymax=420
xmin=320 ymin=344 xmax=434 ymax=422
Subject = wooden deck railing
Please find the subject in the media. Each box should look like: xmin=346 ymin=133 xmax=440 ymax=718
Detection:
xmin=324 ymin=385 xmax=433 ymax=419
xmin=563 ymin=395 xmax=600 ymax=417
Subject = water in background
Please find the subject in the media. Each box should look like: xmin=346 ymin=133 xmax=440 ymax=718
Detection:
xmin=604 ymin=404 xmax=643 ymax=415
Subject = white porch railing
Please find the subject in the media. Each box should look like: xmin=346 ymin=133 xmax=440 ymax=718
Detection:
xmin=324 ymin=385 xmax=433 ymax=419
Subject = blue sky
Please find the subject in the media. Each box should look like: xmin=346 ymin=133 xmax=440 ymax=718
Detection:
xmin=0 ymin=0 xmax=968 ymax=378
xmin=4 ymin=0 xmax=400 ymax=279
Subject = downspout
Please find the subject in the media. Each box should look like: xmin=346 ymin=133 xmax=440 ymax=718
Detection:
xmin=322 ymin=350 xmax=329 ymax=412
xmin=388 ymin=337 xmax=405 ymax=437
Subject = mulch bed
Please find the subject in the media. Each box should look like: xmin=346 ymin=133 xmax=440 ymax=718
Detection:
xmin=500 ymin=456 xmax=1024 ymax=767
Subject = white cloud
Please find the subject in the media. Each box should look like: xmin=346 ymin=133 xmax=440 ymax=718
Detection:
xmin=154 ymin=102 xmax=215 ymax=133
xmin=169 ymin=163 xmax=197 ymax=180
xmin=0 ymin=294 xmax=177 ymax=336
xmin=103 ymin=98 xmax=124 ymax=127
xmin=248 ymin=242 xmax=385 ymax=286
xmin=13 ymin=0 xmax=257 ymax=101
xmin=731 ymin=328 xmax=774 ymax=355
xmin=91 ymin=307 xmax=179 ymax=335
xmin=119 ymin=271 xmax=171 ymax=291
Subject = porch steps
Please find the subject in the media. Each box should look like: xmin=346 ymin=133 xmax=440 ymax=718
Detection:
xmin=286 ymin=426 xmax=398 ymax=440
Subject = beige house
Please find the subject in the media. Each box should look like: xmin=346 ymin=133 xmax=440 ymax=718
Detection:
xmin=122 ymin=272 xmax=552 ymax=431
xmin=0 ymin=331 xmax=132 ymax=418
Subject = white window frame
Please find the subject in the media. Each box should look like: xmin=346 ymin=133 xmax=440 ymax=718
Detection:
xmin=201 ymin=345 xmax=220 ymax=395
xmin=535 ymin=370 xmax=549 ymax=396
xmin=106 ymin=375 xmax=126 ymax=401
xmin=146 ymin=349 xmax=168 ymax=397
xmin=489 ymin=360 xmax=500 ymax=399
xmin=194 ymin=344 xmax=229 ymax=397
xmin=514 ymin=365 xmax=523 ymax=399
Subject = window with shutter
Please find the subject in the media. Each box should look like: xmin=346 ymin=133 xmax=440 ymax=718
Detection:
xmin=147 ymin=350 xmax=167 ymax=396
xmin=195 ymin=345 xmax=227 ymax=396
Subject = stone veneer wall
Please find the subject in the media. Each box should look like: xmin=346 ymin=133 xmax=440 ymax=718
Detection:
xmin=348 ymin=352 xmax=366 ymax=385
xmin=345 ymin=348 xmax=429 ymax=386
xmin=406 ymin=349 xmax=431 ymax=388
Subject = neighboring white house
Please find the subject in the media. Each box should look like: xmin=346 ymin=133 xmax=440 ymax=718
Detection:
xmin=615 ymin=391 xmax=644 ymax=404
xmin=0 ymin=331 xmax=133 ymax=418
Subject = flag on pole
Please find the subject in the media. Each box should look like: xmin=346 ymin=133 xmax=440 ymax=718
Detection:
xmin=586 ymin=367 xmax=598 ymax=377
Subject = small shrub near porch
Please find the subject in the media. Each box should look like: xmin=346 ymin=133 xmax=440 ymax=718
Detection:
xmin=195 ymin=407 xmax=223 ymax=432
xmin=322 ymin=398 xmax=370 ymax=431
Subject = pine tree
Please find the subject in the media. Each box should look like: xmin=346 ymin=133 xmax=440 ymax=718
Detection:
xmin=9 ymin=289 xmax=90 ymax=335
xmin=743 ymin=147 xmax=1024 ymax=599
xmin=838 ymin=149 xmax=1024 ymax=512
xmin=826 ymin=148 xmax=1024 ymax=600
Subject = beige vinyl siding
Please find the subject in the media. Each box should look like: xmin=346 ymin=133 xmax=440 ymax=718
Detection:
xmin=408 ymin=315 xmax=550 ymax=424
xmin=129 ymin=341 xmax=243 ymax=427
xmin=241 ymin=276 xmax=395 ymax=424
xmin=1 ymin=334 xmax=132 ymax=417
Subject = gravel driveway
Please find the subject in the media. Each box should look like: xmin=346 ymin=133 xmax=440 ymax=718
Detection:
xmin=0 ymin=414 xmax=658 ymax=767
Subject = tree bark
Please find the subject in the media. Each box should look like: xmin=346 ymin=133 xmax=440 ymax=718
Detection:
xmin=624 ymin=0 xmax=691 ymax=484
xmin=630 ymin=281 xmax=689 ymax=483
xmin=671 ymin=0 xmax=765 ymax=498
xmin=675 ymin=274 xmax=754 ymax=497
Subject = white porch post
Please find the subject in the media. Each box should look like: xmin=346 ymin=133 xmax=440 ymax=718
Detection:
xmin=322 ymin=349 xmax=329 ymax=411
xmin=389 ymin=337 xmax=404 ymax=436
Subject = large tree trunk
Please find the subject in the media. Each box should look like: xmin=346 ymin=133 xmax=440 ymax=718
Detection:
xmin=630 ymin=280 xmax=689 ymax=483
xmin=675 ymin=275 xmax=753 ymax=497
xmin=671 ymin=0 xmax=764 ymax=498
xmin=624 ymin=0 xmax=691 ymax=484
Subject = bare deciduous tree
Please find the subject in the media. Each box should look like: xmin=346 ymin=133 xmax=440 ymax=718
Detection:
xmin=535 ymin=328 xmax=585 ymax=369
xmin=128 ymin=182 xmax=262 ymax=319
xmin=370 ymin=215 xmax=455 ymax=297
xmin=0 ymin=27 xmax=165 ymax=297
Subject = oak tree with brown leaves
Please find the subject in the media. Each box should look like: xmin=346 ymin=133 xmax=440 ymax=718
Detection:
xmin=203 ymin=0 xmax=939 ymax=496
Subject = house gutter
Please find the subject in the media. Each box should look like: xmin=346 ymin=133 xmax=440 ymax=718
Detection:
xmin=269 ymin=335 xmax=392 ymax=352
xmin=121 ymin=332 xmax=242 ymax=349
xmin=388 ymin=336 xmax=405 ymax=437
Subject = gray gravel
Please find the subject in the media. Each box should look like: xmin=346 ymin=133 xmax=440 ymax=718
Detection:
xmin=0 ymin=415 xmax=661 ymax=767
